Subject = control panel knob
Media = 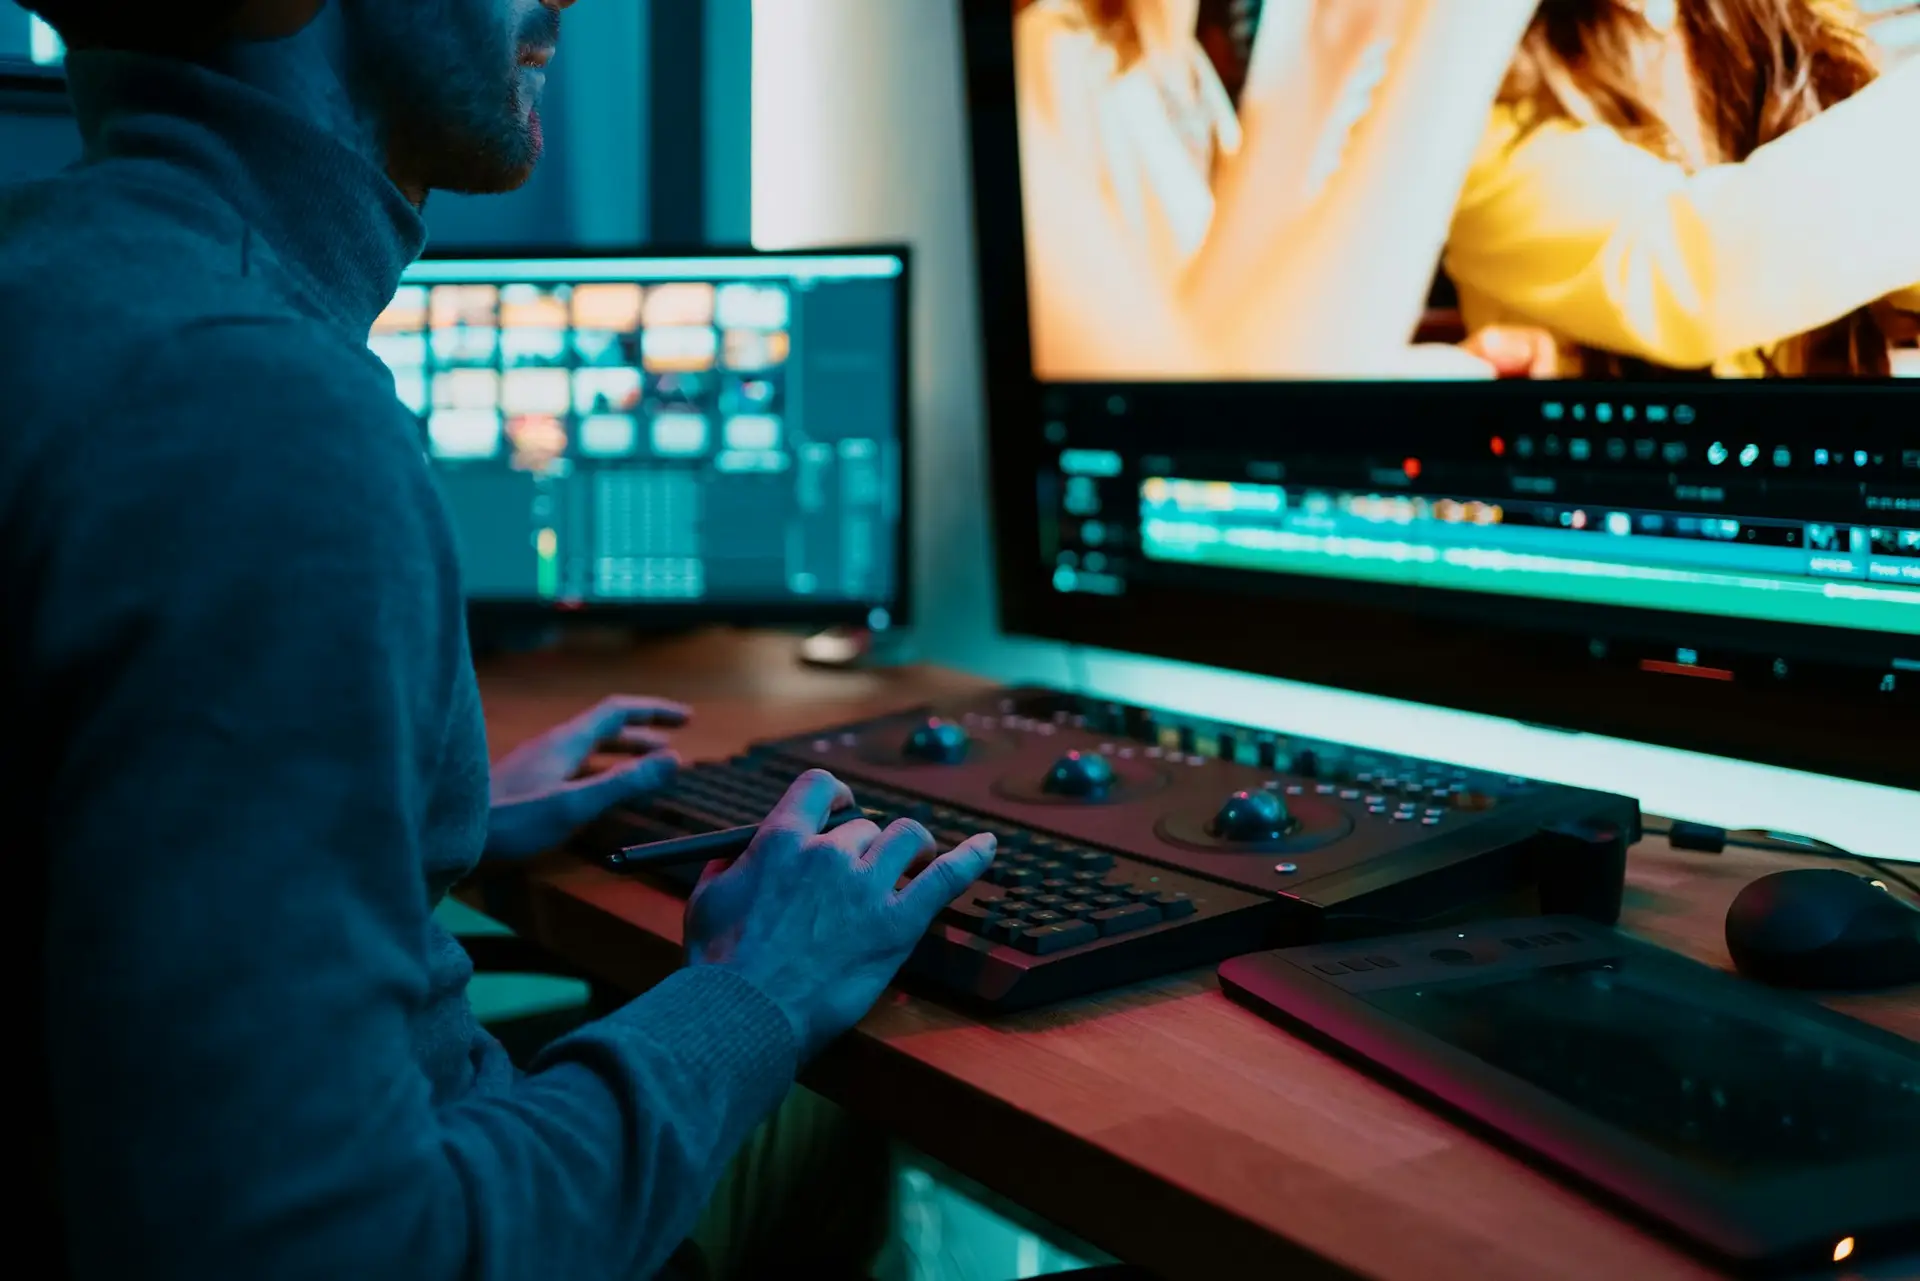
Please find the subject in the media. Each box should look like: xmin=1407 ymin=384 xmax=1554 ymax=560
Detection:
xmin=1212 ymin=789 xmax=1293 ymax=842
xmin=903 ymin=717 xmax=970 ymax=764
xmin=1042 ymin=750 xmax=1116 ymax=799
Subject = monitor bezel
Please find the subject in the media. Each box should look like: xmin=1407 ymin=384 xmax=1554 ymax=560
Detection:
xmin=408 ymin=242 xmax=914 ymax=632
xmin=958 ymin=0 xmax=1916 ymax=791
xmin=0 ymin=61 xmax=68 ymax=114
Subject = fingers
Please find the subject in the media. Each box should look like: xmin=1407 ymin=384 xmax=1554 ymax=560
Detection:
xmin=564 ymin=695 xmax=693 ymax=755
xmin=1461 ymin=326 xmax=1559 ymax=380
xmin=861 ymin=819 xmax=936 ymax=884
xmin=893 ymin=834 xmax=998 ymax=927
xmin=552 ymin=751 xmax=681 ymax=828
xmin=694 ymin=854 xmax=734 ymax=897
xmin=592 ymin=693 xmax=693 ymax=727
xmin=607 ymin=725 xmax=675 ymax=754
xmin=759 ymin=769 xmax=855 ymax=842
xmin=820 ymin=818 xmax=883 ymax=862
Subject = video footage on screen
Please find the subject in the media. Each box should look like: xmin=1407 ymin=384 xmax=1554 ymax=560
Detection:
xmin=1013 ymin=0 xmax=1920 ymax=381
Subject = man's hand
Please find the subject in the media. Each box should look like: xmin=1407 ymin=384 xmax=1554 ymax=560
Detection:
xmin=486 ymin=695 xmax=689 ymax=860
xmin=686 ymin=770 xmax=998 ymax=1062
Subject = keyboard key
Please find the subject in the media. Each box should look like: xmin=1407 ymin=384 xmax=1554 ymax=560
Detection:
xmin=1004 ymin=885 xmax=1042 ymax=900
xmin=1089 ymin=893 xmax=1127 ymax=909
xmin=1070 ymin=869 xmax=1106 ymax=883
xmin=1062 ymin=901 xmax=1101 ymax=918
xmin=997 ymin=867 xmax=1040 ymax=887
xmin=1036 ymin=861 xmax=1068 ymax=876
xmin=1065 ymin=884 xmax=1101 ymax=899
xmin=941 ymin=900 xmax=999 ymax=933
xmin=1068 ymin=850 xmax=1115 ymax=873
xmin=1031 ymin=894 xmax=1069 ymax=911
xmin=1091 ymin=903 xmax=1162 ymax=936
xmin=1024 ymin=910 xmax=1067 ymax=928
xmin=1016 ymin=919 xmax=1099 ymax=954
xmin=1314 ymin=962 xmax=1346 ymax=975
xmin=985 ymin=917 xmax=1028 ymax=945
xmin=1040 ymin=878 xmax=1073 ymax=892
xmin=1341 ymin=958 xmax=1375 ymax=972
xmin=1146 ymin=891 xmax=1195 ymax=919
xmin=1366 ymin=956 xmax=1398 ymax=969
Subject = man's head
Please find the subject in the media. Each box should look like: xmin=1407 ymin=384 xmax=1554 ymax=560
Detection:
xmin=26 ymin=0 xmax=576 ymax=195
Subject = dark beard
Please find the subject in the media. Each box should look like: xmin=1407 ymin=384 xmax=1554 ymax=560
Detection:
xmin=342 ymin=0 xmax=558 ymax=196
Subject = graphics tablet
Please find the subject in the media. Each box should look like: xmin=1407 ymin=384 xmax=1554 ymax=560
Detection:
xmin=1218 ymin=919 xmax=1920 ymax=1276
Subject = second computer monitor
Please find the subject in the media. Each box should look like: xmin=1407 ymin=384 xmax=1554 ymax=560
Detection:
xmin=373 ymin=247 xmax=909 ymax=629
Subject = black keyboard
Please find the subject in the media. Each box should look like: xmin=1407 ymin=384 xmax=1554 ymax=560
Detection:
xmin=587 ymin=754 xmax=1274 ymax=1010
xmin=576 ymin=688 xmax=1639 ymax=1012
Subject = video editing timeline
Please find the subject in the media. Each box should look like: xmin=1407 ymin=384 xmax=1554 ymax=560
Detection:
xmin=1039 ymin=393 xmax=1920 ymax=699
xmin=373 ymin=254 xmax=904 ymax=615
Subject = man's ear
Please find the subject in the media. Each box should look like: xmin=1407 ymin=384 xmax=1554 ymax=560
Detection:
xmin=227 ymin=0 xmax=327 ymax=41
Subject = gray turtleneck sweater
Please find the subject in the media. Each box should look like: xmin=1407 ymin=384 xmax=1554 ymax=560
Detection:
xmin=2 ymin=50 xmax=797 ymax=1281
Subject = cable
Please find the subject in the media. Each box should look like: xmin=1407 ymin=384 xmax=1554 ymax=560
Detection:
xmin=1645 ymin=817 xmax=1920 ymax=898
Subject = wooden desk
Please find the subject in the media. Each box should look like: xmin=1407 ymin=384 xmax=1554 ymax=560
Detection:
xmin=471 ymin=630 xmax=1919 ymax=1281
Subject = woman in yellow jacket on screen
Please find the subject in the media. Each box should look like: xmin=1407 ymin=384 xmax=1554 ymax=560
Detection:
xmin=1444 ymin=0 xmax=1920 ymax=379
xmin=1014 ymin=0 xmax=1547 ymax=379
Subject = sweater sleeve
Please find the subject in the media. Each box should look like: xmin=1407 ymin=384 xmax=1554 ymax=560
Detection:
xmin=36 ymin=320 xmax=798 ymax=1281
xmin=1445 ymin=58 xmax=1920 ymax=368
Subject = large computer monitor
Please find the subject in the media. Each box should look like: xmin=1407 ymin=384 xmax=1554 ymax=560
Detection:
xmin=962 ymin=0 xmax=1919 ymax=789
xmin=372 ymin=247 xmax=909 ymax=629
xmin=0 ymin=10 xmax=63 ymax=88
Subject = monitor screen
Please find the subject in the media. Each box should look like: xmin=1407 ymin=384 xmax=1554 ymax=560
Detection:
xmin=0 ymin=11 xmax=63 ymax=71
xmin=373 ymin=250 xmax=908 ymax=626
xmin=964 ymin=1 xmax=1920 ymax=788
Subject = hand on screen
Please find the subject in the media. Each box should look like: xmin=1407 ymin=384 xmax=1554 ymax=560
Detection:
xmin=485 ymin=694 xmax=688 ymax=859
xmin=685 ymin=770 xmax=998 ymax=1061
xmin=1459 ymin=325 xmax=1561 ymax=379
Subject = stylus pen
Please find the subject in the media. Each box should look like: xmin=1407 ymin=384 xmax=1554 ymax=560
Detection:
xmin=612 ymin=807 xmax=883 ymax=870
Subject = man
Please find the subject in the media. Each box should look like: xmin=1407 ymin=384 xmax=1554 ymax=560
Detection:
xmin=0 ymin=2 xmax=997 ymax=1277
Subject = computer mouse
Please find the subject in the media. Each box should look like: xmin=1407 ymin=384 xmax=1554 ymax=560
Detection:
xmin=1725 ymin=868 xmax=1920 ymax=990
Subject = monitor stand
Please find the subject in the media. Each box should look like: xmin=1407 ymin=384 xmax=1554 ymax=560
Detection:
xmin=798 ymin=625 xmax=914 ymax=670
